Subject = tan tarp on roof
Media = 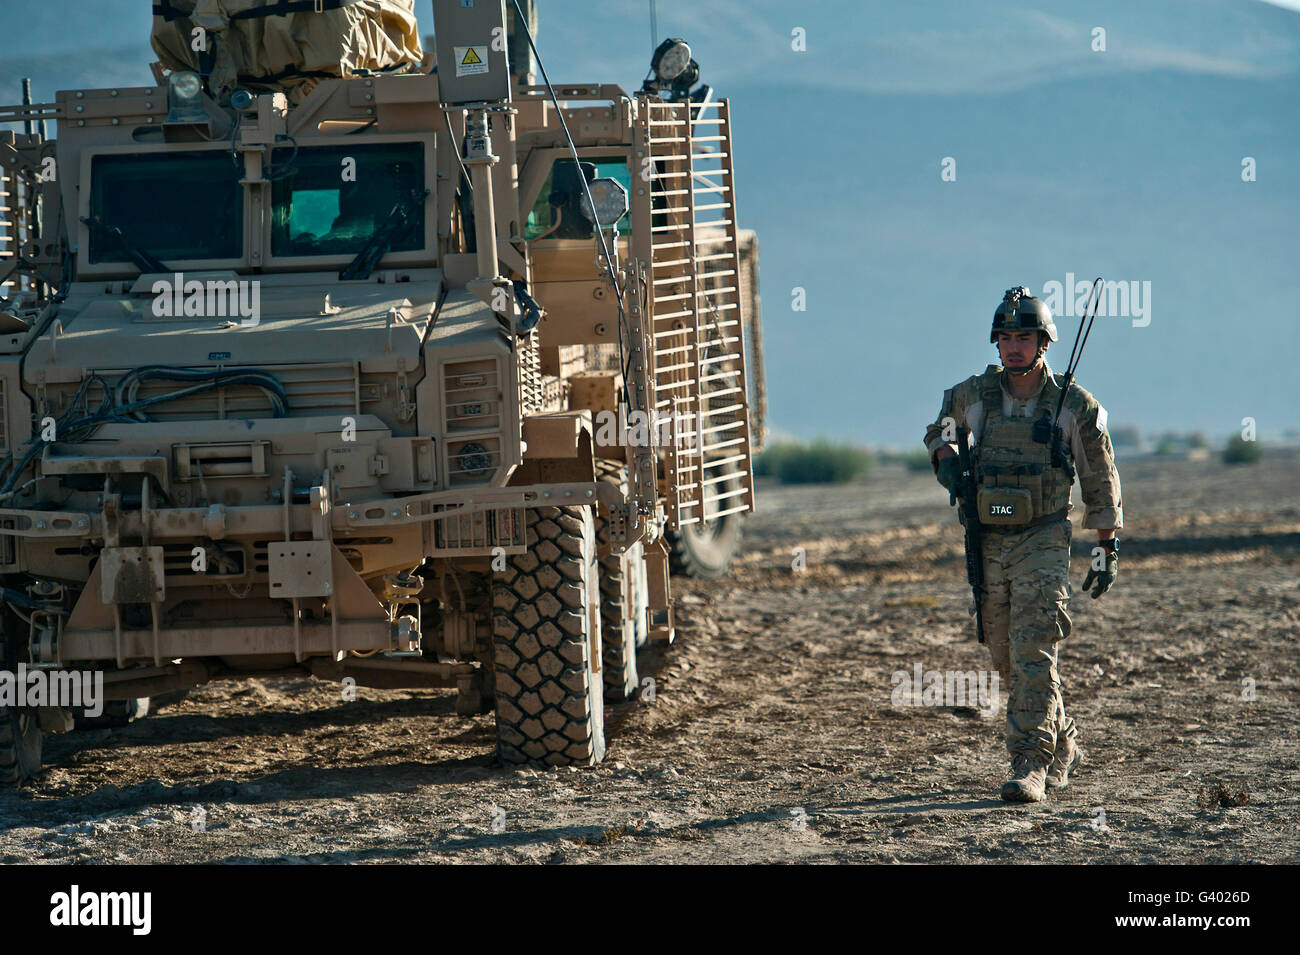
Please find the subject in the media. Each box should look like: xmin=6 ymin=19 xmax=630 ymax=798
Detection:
xmin=151 ymin=0 xmax=423 ymax=101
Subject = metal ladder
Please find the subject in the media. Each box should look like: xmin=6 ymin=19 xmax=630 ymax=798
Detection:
xmin=635 ymin=96 xmax=755 ymax=529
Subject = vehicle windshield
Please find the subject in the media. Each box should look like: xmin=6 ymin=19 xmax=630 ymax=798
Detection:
xmin=88 ymin=150 xmax=242 ymax=263
xmin=271 ymin=142 xmax=425 ymax=257
xmin=525 ymin=156 xmax=631 ymax=241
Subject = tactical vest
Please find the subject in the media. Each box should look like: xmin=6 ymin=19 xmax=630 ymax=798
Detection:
xmin=974 ymin=366 xmax=1074 ymax=527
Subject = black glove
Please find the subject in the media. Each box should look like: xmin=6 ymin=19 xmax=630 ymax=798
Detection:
xmin=1081 ymin=552 xmax=1118 ymax=598
xmin=936 ymin=457 xmax=960 ymax=506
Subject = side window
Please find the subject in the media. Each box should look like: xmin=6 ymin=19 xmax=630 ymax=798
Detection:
xmin=525 ymin=155 xmax=631 ymax=241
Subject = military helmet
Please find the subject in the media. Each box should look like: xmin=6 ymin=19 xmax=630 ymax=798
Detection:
xmin=991 ymin=286 xmax=1057 ymax=343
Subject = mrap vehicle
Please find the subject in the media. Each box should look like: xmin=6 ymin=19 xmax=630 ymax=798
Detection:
xmin=0 ymin=0 xmax=765 ymax=783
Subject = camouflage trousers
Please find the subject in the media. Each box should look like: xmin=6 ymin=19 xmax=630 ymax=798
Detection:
xmin=979 ymin=517 xmax=1077 ymax=764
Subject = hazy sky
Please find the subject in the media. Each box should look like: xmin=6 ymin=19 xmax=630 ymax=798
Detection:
xmin=2 ymin=1 xmax=1297 ymax=446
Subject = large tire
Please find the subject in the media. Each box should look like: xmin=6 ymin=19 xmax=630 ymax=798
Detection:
xmin=492 ymin=505 xmax=606 ymax=766
xmin=666 ymin=505 xmax=744 ymax=580
xmin=666 ymin=332 xmax=749 ymax=579
xmin=0 ymin=705 xmax=42 ymax=786
xmin=1 ymin=610 xmax=42 ymax=785
xmin=594 ymin=460 xmax=640 ymax=701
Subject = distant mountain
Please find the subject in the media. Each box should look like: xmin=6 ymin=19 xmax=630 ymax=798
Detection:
xmin=727 ymin=68 xmax=1299 ymax=446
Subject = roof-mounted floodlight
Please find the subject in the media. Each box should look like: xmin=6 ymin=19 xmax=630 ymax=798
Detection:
xmin=166 ymin=71 xmax=207 ymax=124
xmin=652 ymin=38 xmax=692 ymax=83
xmin=643 ymin=37 xmax=706 ymax=104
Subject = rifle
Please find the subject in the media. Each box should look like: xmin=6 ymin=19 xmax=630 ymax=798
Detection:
xmin=954 ymin=425 xmax=986 ymax=644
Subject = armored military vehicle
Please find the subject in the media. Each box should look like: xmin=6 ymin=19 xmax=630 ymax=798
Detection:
xmin=0 ymin=0 xmax=763 ymax=783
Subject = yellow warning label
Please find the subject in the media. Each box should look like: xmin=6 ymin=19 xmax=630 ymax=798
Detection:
xmin=453 ymin=45 xmax=490 ymax=77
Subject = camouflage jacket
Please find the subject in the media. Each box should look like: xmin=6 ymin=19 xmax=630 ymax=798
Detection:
xmin=923 ymin=361 xmax=1124 ymax=530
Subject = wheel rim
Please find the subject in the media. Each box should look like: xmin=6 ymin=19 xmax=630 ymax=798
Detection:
xmin=690 ymin=514 xmax=727 ymax=543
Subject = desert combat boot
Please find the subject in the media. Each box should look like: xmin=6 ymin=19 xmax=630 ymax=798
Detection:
xmin=1046 ymin=735 xmax=1083 ymax=789
xmin=1001 ymin=754 xmax=1048 ymax=802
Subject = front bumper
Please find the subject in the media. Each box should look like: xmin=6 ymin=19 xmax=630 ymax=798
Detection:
xmin=0 ymin=480 xmax=628 ymax=666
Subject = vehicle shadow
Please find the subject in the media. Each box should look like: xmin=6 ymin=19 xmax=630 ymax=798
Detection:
xmin=0 ymin=752 xmax=514 ymax=832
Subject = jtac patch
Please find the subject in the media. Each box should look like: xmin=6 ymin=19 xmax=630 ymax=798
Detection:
xmin=977 ymin=486 xmax=1033 ymax=525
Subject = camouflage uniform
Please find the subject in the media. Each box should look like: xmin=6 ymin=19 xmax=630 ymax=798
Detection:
xmin=923 ymin=360 xmax=1123 ymax=764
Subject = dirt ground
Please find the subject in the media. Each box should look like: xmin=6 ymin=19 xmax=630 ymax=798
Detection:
xmin=1 ymin=448 xmax=1296 ymax=864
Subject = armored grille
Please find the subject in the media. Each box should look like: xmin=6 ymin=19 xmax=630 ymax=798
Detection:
xmin=635 ymin=97 xmax=755 ymax=528
xmin=161 ymin=541 xmax=245 ymax=579
xmin=442 ymin=357 xmax=503 ymax=485
xmin=443 ymin=358 xmax=500 ymax=430
xmin=431 ymin=505 xmax=525 ymax=555
xmin=49 ymin=362 xmax=370 ymax=422
xmin=445 ymin=436 xmax=501 ymax=485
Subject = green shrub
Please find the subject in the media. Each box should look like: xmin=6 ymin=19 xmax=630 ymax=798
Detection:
xmin=1109 ymin=425 xmax=1142 ymax=449
xmin=1223 ymin=435 xmax=1262 ymax=465
xmin=753 ymin=439 xmax=872 ymax=485
xmin=899 ymin=449 xmax=935 ymax=472
xmin=752 ymin=441 xmax=794 ymax=478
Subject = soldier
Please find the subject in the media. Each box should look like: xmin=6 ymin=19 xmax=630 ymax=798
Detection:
xmin=923 ymin=286 xmax=1123 ymax=802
